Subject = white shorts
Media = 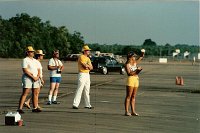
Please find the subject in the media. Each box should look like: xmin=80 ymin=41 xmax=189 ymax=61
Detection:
xmin=22 ymin=75 xmax=40 ymax=89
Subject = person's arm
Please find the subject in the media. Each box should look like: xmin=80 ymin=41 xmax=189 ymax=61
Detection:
xmin=22 ymin=68 xmax=39 ymax=81
xmin=136 ymin=52 xmax=145 ymax=64
xmin=80 ymin=61 xmax=92 ymax=70
xmin=48 ymin=65 xmax=59 ymax=70
xmin=47 ymin=59 xmax=59 ymax=70
xmin=125 ymin=64 xmax=131 ymax=76
xmin=86 ymin=58 xmax=93 ymax=70
xmin=80 ymin=59 xmax=88 ymax=69
xmin=60 ymin=65 xmax=64 ymax=71
xmin=79 ymin=56 xmax=92 ymax=70
xmin=39 ymin=70 xmax=44 ymax=85
xmin=59 ymin=60 xmax=64 ymax=72
xmin=87 ymin=62 xmax=93 ymax=70
xmin=41 ymin=78 xmax=45 ymax=85
xmin=36 ymin=68 xmax=40 ymax=81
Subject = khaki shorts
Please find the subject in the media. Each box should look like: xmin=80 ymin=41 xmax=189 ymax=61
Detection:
xmin=126 ymin=76 xmax=139 ymax=88
xmin=22 ymin=75 xmax=40 ymax=89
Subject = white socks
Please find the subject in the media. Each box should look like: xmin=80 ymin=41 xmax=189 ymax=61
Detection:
xmin=53 ymin=96 xmax=57 ymax=102
xmin=48 ymin=95 xmax=52 ymax=102
xmin=48 ymin=95 xmax=57 ymax=102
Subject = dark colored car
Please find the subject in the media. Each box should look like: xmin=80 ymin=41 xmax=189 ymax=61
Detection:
xmin=91 ymin=56 xmax=125 ymax=75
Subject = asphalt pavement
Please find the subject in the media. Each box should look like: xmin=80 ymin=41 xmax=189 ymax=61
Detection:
xmin=0 ymin=59 xmax=199 ymax=133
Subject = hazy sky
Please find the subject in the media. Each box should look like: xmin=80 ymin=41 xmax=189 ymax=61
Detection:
xmin=0 ymin=0 xmax=199 ymax=45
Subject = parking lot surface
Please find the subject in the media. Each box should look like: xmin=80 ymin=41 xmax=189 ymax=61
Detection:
xmin=0 ymin=59 xmax=199 ymax=133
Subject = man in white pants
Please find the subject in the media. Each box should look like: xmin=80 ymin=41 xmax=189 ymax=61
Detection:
xmin=72 ymin=45 xmax=93 ymax=109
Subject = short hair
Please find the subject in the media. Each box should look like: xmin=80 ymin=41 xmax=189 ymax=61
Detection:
xmin=53 ymin=49 xmax=59 ymax=54
xmin=35 ymin=54 xmax=40 ymax=59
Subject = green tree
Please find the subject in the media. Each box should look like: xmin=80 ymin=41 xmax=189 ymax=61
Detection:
xmin=68 ymin=31 xmax=84 ymax=54
xmin=0 ymin=13 xmax=84 ymax=58
xmin=142 ymin=39 xmax=157 ymax=47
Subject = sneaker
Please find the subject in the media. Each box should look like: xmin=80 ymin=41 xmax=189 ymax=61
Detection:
xmin=52 ymin=101 xmax=60 ymax=104
xmin=72 ymin=106 xmax=78 ymax=109
xmin=17 ymin=109 xmax=25 ymax=114
xmin=32 ymin=108 xmax=42 ymax=113
xmin=84 ymin=107 xmax=94 ymax=109
xmin=47 ymin=101 xmax=52 ymax=105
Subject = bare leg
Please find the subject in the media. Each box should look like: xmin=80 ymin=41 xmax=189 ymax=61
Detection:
xmin=53 ymin=83 xmax=60 ymax=99
xmin=49 ymin=83 xmax=56 ymax=96
xmin=131 ymin=87 xmax=139 ymax=116
xmin=48 ymin=83 xmax=56 ymax=102
xmin=32 ymin=88 xmax=39 ymax=109
xmin=25 ymin=98 xmax=31 ymax=105
xmin=124 ymin=86 xmax=134 ymax=116
xmin=25 ymin=88 xmax=41 ymax=109
xmin=37 ymin=87 xmax=41 ymax=108
xmin=180 ymin=77 xmax=184 ymax=85
xmin=24 ymin=97 xmax=31 ymax=109
xmin=18 ymin=88 xmax=31 ymax=110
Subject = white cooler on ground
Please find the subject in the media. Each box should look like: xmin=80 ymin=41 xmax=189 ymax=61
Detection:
xmin=5 ymin=112 xmax=21 ymax=125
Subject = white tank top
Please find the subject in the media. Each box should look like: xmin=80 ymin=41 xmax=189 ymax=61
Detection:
xmin=128 ymin=63 xmax=137 ymax=72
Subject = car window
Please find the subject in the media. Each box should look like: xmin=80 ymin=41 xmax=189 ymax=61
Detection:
xmin=99 ymin=58 xmax=106 ymax=63
xmin=106 ymin=59 xmax=112 ymax=64
xmin=112 ymin=59 xmax=117 ymax=65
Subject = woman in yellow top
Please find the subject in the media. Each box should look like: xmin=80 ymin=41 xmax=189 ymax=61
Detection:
xmin=124 ymin=50 xmax=145 ymax=116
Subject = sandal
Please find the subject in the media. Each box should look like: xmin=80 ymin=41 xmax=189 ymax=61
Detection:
xmin=24 ymin=102 xmax=31 ymax=109
xmin=131 ymin=112 xmax=139 ymax=116
xmin=125 ymin=112 xmax=131 ymax=116
xmin=37 ymin=105 xmax=42 ymax=109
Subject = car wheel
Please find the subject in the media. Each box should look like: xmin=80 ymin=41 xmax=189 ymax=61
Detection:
xmin=120 ymin=67 xmax=126 ymax=75
xmin=102 ymin=67 xmax=108 ymax=75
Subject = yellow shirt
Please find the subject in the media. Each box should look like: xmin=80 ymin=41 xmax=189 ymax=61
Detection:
xmin=78 ymin=54 xmax=92 ymax=73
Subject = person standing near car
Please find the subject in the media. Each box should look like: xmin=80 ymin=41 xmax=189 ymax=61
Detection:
xmin=47 ymin=50 xmax=64 ymax=105
xmin=124 ymin=50 xmax=145 ymax=116
xmin=72 ymin=45 xmax=93 ymax=109
xmin=17 ymin=46 xmax=41 ymax=113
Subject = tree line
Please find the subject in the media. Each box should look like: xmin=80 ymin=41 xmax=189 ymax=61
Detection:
xmin=88 ymin=39 xmax=199 ymax=57
xmin=0 ymin=13 xmax=84 ymax=58
xmin=0 ymin=13 xmax=199 ymax=58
